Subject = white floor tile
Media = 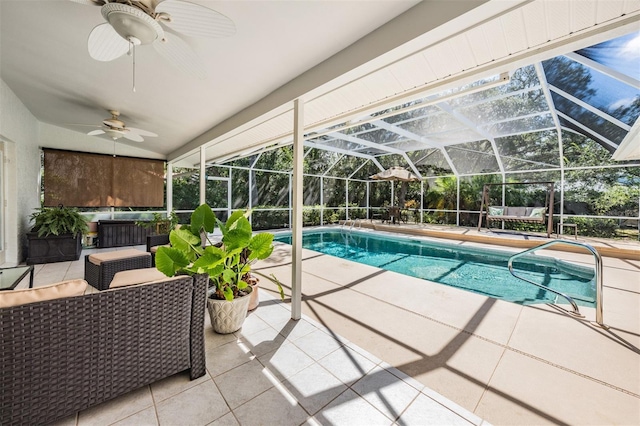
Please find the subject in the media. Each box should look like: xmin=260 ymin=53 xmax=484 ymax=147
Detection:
xmin=351 ymin=366 xmax=421 ymax=422
xmin=282 ymin=363 xmax=347 ymax=415
xmin=319 ymin=345 xmax=377 ymax=386
xmin=314 ymin=389 xmax=392 ymax=426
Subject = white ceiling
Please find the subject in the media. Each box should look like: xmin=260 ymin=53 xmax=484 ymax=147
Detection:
xmin=2 ymin=0 xmax=639 ymax=167
xmin=0 ymin=0 xmax=420 ymax=157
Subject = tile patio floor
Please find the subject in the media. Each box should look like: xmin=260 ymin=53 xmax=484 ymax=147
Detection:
xmin=253 ymin=226 xmax=640 ymax=425
xmin=19 ymin=245 xmax=487 ymax=426
xmin=15 ymin=224 xmax=640 ymax=425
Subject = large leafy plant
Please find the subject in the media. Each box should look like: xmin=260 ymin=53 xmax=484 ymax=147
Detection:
xmin=30 ymin=205 xmax=89 ymax=237
xmin=155 ymin=204 xmax=278 ymax=301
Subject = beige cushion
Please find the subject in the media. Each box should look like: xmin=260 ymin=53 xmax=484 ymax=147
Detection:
xmin=109 ymin=268 xmax=167 ymax=288
xmin=88 ymin=249 xmax=150 ymax=265
xmin=0 ymin=279 xmax=88 ymax=308
xmin=150 ymin=244 xmax=170 ymax=254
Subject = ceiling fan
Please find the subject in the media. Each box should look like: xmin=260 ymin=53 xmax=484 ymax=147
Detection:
xmin=84 ymin=110 xmax=158 ymax=142
xmin=70 ymin=0 xmax=236 ymax=82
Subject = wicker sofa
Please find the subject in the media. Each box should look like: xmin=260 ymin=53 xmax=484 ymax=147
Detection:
xmin=0 ymin=274 xmax=208 ymax=425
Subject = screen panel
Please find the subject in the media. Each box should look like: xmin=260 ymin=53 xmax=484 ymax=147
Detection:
xmin=43 ymin=149 xmax=164 ymax=207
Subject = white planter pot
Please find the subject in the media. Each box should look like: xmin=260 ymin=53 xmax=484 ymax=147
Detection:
xmin=207 ymin=295 xmax=251 ymax=334
xmin=248 ymin=284 xmax=259 ymax=311
xmin=247 ymin=277 xmax=259 ymax=311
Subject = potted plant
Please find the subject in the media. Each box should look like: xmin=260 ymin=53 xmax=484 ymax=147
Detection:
xmin=27 ymin=205 xmax=89 ymax=264
xmin=155 ymin=204 xmax=282 ymax=334
xmin=136 ymin=211 xmax=179 ymax=235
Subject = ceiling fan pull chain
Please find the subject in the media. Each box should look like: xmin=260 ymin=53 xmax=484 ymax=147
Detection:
xmin=132 ymin=40 xmax=136 ymax=92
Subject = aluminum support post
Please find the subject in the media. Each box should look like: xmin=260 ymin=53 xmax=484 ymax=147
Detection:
xmin=291 ymin=99 xmax=304 ymax=320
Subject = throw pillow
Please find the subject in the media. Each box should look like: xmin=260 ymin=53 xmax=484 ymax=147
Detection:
xmin=530 ymin=207 xmax=546 ymax=218
xmin=489 ymin=207 xmax=504 ymax=216
xmin=0 ymin=279 xmax=87 ymax=308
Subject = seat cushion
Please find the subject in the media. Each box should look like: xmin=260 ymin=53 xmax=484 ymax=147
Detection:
xmin=109 ymin=268 xmax=168 ymax=288
xmin=505 ymin=207 xmax=527 ymax=217
xmin=150 ymin=244 xmax=170 ymax=253
xmin=88 ymin=249 xmax=150 ymax=265
xmin=0 ymin=279 xmax=88 ymax=308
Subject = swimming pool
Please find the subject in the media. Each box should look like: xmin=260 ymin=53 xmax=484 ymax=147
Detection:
xmin=274 ymin=229 xmax=596 ymax=307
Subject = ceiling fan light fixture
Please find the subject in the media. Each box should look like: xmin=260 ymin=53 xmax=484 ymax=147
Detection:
xmin=103 ymin=118 xmax=125 ymax=128
xmin=104 ymin=128 xmax=125 ymax=140
xmin=101 ymin=3 xmax=163 ymax=45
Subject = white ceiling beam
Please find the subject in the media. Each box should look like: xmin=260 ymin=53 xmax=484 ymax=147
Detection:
xmin=436 ymin=101 xmax=506 ymax=175
xmin=454 ymin=84 xmax=543 ymax=111
xmin=612 ymin=118 xmax=639 ymax=161
xmin=478 ymin=111 xmax=553 ymax=129
xmin=372 ymin=119 xmax=444 ymax=148
xmin=564 ymin=52 xmax=640 ymax=90
xmin=332 ymin=131 xmax=406 ymax=155
xmin=304 ymin=140 xmax=378 ymax=163
xmin=348 ymin=159 xmax=370 ymax=179
xmin=548 ymin=85 xmax=632 ymax=131
xmin=556 ymin=111 xmax=618 ymax=150
xmin=372 ymin=118 xmax=458 ymax=177
xmin=322 ymin=154 xmax=346 ymax=177
xmin=533 ymin=63 xmax=561 ymax=132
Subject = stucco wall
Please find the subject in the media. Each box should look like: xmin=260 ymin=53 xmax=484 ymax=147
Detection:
xmin=0 ymin=78 xmax=40 ymax=265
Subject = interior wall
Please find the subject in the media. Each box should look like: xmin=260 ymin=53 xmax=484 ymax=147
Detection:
xmin=0 ymin=78 xmax=40 ymax=265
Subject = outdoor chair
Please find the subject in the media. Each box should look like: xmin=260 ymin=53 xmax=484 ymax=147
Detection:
xmin=380 ymin=209 xmax=391 ymax=224
xmin=84 ymin=249 xmax=152 ymax=290
xmin=388 ymin=207 xmax=402 ymax=224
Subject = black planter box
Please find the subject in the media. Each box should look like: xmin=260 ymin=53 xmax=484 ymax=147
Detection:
xmin=26 ymin=232 xmax=82 ymax=264
xmin=97 ymin=220 xmax=152 ymax=248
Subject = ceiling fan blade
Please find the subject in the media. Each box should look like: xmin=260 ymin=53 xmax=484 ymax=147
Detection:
xmin=123 ymin=132 xmax=144 ymax=142
xmin=156 ymin=0 xmax=236 ymax=39
xmin=69 ymin=0 xmax=105 ymax=5
xmin=88 ymin=23 xmax=129 ymax=61
xmin=87 ymin=129 xmax=105 ymax=136
xmin=127 ymin=127 xmax=158 ymax=137
xmin=152 ymin=34 xmax=206 ymax=79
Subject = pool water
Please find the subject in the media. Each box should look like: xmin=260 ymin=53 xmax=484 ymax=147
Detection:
xmin=274 ymin=229 xmax=596 ymax=307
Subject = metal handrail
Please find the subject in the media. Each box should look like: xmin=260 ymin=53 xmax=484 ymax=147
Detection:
xmin=349 ymin=218 xmax=362 ymax=231
xmin=507 ymin=240 xmax=605 ymax=327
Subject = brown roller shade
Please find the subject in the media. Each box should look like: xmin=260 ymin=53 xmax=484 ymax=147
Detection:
xmin=43 ymin=149 xmax=165 ymax=207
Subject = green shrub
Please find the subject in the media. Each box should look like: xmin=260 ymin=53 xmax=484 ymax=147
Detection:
xmin=564 ymin=217 xmax=618 ymax=239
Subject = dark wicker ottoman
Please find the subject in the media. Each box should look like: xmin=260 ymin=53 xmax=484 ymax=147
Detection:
xmin=84 ymin=249 xmax=152 ymax=290
xmin=146 ymin=234 xmax=170 ymax=266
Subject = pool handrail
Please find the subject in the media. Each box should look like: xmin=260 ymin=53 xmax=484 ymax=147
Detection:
xmin=341 ymin=219 xmax=362 ymax=231
xmin=507 ymin=240 xmax=605 ymax=327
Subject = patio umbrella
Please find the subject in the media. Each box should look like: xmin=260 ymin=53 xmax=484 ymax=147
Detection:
xmin=370 ymin=167 xmax=420 ymax=213
xmin=369 ymin=166 xmax=419 ymax=182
